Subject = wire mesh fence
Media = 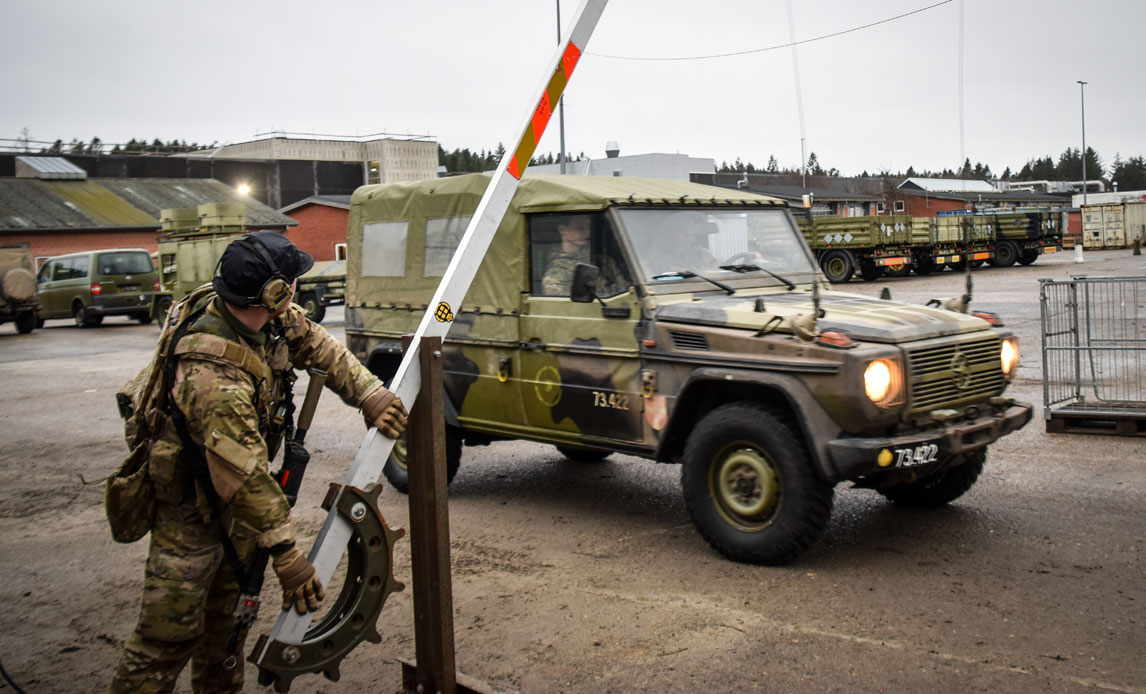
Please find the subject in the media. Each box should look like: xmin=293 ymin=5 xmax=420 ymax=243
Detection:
xmin=1041 ymin=276 xmax=1146 ymax=435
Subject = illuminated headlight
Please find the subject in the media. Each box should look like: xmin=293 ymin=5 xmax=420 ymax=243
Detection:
xmin=1000 ymin=337 xmax=1019 ymax=380
xmin=864 ymin=357 xmax=904 ymax=408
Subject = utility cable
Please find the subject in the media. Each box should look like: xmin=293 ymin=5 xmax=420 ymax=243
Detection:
xmin=588 ymin=0 xmax=953 ymax=62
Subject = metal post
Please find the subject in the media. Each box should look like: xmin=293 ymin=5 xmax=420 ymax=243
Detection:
xmin=403 ymin=335 xmax=456 ymax=694
xmin=557 ymin=0 xmax=567 ymax=174
xmin=1078 ymin=80 xmax=1088 ymax=207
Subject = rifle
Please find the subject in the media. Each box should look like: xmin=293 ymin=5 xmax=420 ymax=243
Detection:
xmin=223 ymin=368 xmax=327 ymax=670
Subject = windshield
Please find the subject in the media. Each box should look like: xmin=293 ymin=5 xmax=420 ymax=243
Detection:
xmin=615 ymin=208 xmax=814 ymax=288
xmin=97 ymin=252 xmax=152 ymax=276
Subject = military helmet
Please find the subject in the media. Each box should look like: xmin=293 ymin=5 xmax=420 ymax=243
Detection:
xmin=213 ymin=230 xmax=314 ymax=310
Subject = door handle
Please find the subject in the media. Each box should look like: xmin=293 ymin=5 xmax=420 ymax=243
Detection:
xmin=520 ymin=340 xmax=545 ymax=351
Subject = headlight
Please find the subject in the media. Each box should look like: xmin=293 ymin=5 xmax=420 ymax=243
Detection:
xmin=864 ymin=357 xmax=904 ymax=408
xmin=1000 ymin=337 xmax=1019 ymax=379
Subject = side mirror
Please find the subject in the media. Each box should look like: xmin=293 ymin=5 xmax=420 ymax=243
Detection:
xmin=570 ymin=263 xmax=600 ymax=304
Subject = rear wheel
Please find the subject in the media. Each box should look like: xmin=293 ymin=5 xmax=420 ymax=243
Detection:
xmin=914 ymin=256 xmax=936 ymax=275
xmin=73 ymin=302 xmax=101 ymax=327
xmin=682 ymin=403 xmax=834 ymax=565
xmin=877 ymin=451 xmax=985 ymax=507
xmin=15 ymin=311 xmax=35 ymax=334
xmin=885 ymin=264 xmax=911 ymax=278
xmin=154 ymin=296 xmax=173 ymax=327
xmin=381 ymin=426 xmax=462 ymax=494
xmin=134 ymin=313 xmax=153 ymax=325
xmin=297 ymin=291 xmax=325 ymax=323
xmin=820 ymin=250 xmax=854 ymax=284
xmin=859 ymin=260 xmax=883 ymax=282
xmin=556 ymin=445 xmax=611 ymax=463
xmin=992 ymin=240 xmax=1019 ymax=268
xmin=1018 ymin=249 xmax=1039 ymax=266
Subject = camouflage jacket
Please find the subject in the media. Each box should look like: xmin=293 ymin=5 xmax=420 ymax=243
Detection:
xmin=542 ymin=248 xmax=627 ymax=297
xmin=161 ymin=290 xmax=386 ymax=550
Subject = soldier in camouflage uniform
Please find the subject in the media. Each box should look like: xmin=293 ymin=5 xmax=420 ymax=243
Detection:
xmin=110 ymin=231 xmax=408 ymax=694
xmin=542 ymin=214 xmax=626 ymax=296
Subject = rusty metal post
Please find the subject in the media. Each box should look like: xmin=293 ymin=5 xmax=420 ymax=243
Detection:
xmin=404 ymin=335 xmax=456 ymax=694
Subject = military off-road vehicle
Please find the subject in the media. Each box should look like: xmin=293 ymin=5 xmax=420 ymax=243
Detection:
xmin=0 ymin=244 xmax=40 ymax=334
xmin=344 ymin=174 xmax=1032 ymax=565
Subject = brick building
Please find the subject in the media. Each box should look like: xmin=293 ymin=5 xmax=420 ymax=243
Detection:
xmin=896 ymin=178 xmax=1066 ymax=216
xmin=279 ymin=195 xmax=352 ymax=262
xmin=0 ymin=157 xmax=294 ymax=265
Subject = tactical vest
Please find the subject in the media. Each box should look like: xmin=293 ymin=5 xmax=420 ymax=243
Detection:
xmin=107 ymin=285 xmax=293 ymax=543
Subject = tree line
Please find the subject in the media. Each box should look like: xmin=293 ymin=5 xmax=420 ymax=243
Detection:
xmin=28 ymin=135 xmax=216 ymax=155
xmin=717 ymin=147 xmax=1146 ymax=191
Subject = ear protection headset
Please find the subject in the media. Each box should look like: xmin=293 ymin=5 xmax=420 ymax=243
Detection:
xmin=214 ymin=235 xmax=294 ymax=312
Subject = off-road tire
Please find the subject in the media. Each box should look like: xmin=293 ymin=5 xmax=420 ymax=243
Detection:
xmin=15 ymin=311 xmax=36 ymax=334
xmin=992 ymin=241 xmax=1019 ymax=268
xmin=556 ymin=445 xmax=611 ymax=463
xmin=682 ymin=403 xmax=834 ymax=565
xmin=154 ymin=296 xmax=173 ymax=328
xmin=1018 ymin=249 xmax=1039 ymax=266
xmin=73 ymin=302 xmax=102 ymax=328
xmin=134 ymin=313 xmax=153 ymax=325
xmin=877 ymin=450 xmax=985 ymax=507
xmin=298 ymin=291 xmax=325 ymax=323
xmin=820 ymin=250 xmax=854 ymax=284
xmin=0 ymin=267 xmax=36 ymax=303
xmin=382 ymin=426 xmax=462 ymax=494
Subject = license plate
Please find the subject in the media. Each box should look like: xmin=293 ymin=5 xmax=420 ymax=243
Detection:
xmin=888 ymin=442 xmax=941 ymax=468
xmin=119 ymin=285 xmax=138 ymax=293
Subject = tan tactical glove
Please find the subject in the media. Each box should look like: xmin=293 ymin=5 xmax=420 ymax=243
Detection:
xmin=362 ymin=388 xmax=408 ymax=439
xmin=272 ymin=546 xmax=325 ymax=615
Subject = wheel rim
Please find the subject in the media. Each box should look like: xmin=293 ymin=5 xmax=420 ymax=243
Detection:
xmin=709 ymin=444 xmax=781 ymax=531
xmin=74 ymin=305 xmax=84 ymax=326
xmin=826 ymin=256 xmax=845 ymax=278
xmin=302 ymin=297 xmax=318 ymax=317
xmin=391 ymin=437 xmax=408 ymax=471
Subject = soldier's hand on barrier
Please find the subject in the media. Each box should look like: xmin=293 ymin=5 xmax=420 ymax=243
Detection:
xmin=374 ymin=398 xmax=408 ymax=439
xmin=362 ymin=388 xmax=408 ymax=439
xmin=272 ymin=546 xmax=325 ymax=615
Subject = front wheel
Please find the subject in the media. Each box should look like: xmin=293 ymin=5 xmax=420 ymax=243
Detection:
xmin=820 ymin=250 xmax=854 ymax=284
xmin=154 ymin=296 xmax=173 ymax=327
xmin=382 ymin=426 xmax=462 ymax=494
xmin=992 ymin=240 xmax=1019 ymax=268
xmin=876 ymin=450 xmax=985 ymax=507
xmin=682 ymin=403 xmax=833 ymax=565
xmin=297 ymin=291 xmax=325 ymax=323
xmin=73 ymin=302 xmax=101 ymax=327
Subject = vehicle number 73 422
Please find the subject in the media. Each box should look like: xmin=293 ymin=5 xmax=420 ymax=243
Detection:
xmin=894 ymin=443 xmax=940 ymax=468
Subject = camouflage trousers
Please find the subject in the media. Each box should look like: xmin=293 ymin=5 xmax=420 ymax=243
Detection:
xmin=110 ymin=499 xmax=255 ymax=694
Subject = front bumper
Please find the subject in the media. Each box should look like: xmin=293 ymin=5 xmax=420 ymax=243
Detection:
xmin=825 ymin=402 xmax=1033 ymax=482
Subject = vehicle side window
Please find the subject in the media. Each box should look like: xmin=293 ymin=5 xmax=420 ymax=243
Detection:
xmin=361 ymin=221 xmax=407 ymax=277
xmin=70 ymin=256 xmax=89 ymax=279
xmin=38 ymin=262 xmax=54 ymax=283
xmin=529 ymin=213 xmax=632 ymax=298
xmin=424 ymin=217 xmax=471 ymax=277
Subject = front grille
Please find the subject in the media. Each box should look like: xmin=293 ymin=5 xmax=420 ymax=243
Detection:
xmin=668 ymin=330 xmax=710 ymax=351
xmin=907 ymin=336 xmax=1004 ymax=414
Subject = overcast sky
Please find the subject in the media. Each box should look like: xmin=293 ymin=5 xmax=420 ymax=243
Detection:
xmin=2 ymin=0 xmax=1143 ymax=177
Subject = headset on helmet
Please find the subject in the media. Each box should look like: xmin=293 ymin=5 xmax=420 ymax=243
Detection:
xmin=213 ymin=235 xmax=294 ymax=312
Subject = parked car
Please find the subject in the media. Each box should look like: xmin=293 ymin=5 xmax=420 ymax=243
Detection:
xmin=36 ymin=249 xmax=158 ymax=327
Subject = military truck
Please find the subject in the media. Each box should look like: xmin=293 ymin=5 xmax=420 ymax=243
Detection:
xmin=151 ymin=205 xmax=343 ymax=323
xmin=0 ymin=244 xmax=39 ymax=334
xmin=345 ymin=174 xmax=1032 ymax=565
xmin=987 ymin=210 xmax=1062 ymax=267
xmin=795 ymin=215 xmax=916 ymax=283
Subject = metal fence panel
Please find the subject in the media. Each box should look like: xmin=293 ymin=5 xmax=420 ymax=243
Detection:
xmin=1040 ymin=276 xmax=1146 ymax=435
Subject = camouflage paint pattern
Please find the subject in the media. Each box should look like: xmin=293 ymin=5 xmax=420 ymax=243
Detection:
xmin=344 ymin=174 xmax=1022 ymax=477
xmin=112 ymin=289 xmax=391 ymax=692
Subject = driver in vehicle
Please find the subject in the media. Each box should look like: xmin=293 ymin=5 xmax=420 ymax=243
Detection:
xmin=542 ymin=214 xmax=626 ymax=297
xmin=645 ymin=212 xmax=720 ymax=276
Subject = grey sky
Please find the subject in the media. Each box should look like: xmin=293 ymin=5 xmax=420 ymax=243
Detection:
xmin=2 ymin=0 xmax=1142 ymax=177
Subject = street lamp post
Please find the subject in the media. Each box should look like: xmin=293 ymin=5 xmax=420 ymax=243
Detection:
xmin=1077 ymin=80 xmax=1087 ymax=206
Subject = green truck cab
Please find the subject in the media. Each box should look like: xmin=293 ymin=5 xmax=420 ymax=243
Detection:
xmin=345 ymin=174 xmax=1032 ymax=565
xmin=0 ymin=245 xmax=40 ymax=333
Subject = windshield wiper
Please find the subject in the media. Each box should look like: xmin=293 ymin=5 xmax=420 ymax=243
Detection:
xmin=719 ymin=263 xmax=797 ymax=291
xmin=652 ymin=270 xmax=735 ymax=295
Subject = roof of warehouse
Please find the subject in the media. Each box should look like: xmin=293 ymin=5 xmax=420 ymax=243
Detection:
xmin=724 ymin=183 xmax=882 ymax=203
xmin=898 ymin=187 xmax=1065 ymax=203
xmin=899 ymin=177 xmax=998 ymax=193
xmin=279 ymin=194 xmax=353 ymax=213
xmin=0 ymin=178 xmax=297 ymax=231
